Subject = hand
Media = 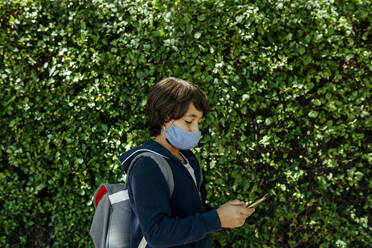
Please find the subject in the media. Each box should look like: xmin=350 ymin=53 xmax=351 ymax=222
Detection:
xmin=216 ymin=199 xmax=255 ymax=228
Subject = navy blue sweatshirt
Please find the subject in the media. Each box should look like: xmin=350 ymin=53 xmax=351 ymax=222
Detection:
xmin=119 ymin=140 xmax=222 ymax=248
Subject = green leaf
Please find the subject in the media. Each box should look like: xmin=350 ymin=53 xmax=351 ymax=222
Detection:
xmin=308 ymin=110 xmax=319 ymax=118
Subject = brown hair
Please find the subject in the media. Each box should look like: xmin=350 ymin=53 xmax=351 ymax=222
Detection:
xmin=146 ymin=77 xmax=209 ymax=136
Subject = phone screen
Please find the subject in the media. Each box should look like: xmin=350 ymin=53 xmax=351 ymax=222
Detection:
xmin=246 ymin=193 xmax=269 ymax=208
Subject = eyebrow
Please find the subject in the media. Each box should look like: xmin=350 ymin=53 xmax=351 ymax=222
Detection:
xmin=185 ymin=114 xmax=203 ymax=119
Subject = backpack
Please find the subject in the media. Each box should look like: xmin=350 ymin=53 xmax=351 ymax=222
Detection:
xmin=89 ymin=151 xmax=175 ymax=248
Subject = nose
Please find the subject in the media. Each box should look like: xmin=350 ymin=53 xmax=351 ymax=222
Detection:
xmin=191 ymin=123 xmax=200 ymax=132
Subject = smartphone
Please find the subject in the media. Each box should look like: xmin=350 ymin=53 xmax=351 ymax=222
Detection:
xmin=246 ymin=193 xmax=269 ymax=208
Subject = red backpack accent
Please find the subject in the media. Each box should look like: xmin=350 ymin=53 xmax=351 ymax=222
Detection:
xmin=95 ymin=185 xmax=108 ymax=207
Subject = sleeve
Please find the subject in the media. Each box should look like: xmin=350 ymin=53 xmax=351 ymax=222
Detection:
xmin=128 ymin=157 xmax=222 ymax=247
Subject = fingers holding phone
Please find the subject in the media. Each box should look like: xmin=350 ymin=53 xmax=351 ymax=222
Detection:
xmin=216 ymin=194 xmax=269 ymax=228
xmin=216 ymin=200 xmax=255 ymax=228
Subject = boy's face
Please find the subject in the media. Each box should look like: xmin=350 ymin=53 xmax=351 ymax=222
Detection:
xmin=164 ymin=102 xmax=203 ymax=133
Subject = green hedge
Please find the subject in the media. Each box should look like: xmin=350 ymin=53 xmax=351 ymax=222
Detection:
xmin=0 ymin=0 xmax=371 ymax=247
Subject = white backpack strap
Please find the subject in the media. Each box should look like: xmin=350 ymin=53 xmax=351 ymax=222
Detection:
xmin=138 ymin=237 xmax=147 ymax=248
xmin=108 ymin=190 xmax=129 ymax=205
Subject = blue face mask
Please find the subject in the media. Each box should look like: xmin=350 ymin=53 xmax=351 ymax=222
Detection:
xmin=164 ymin=123 xmax=201 ymax=150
